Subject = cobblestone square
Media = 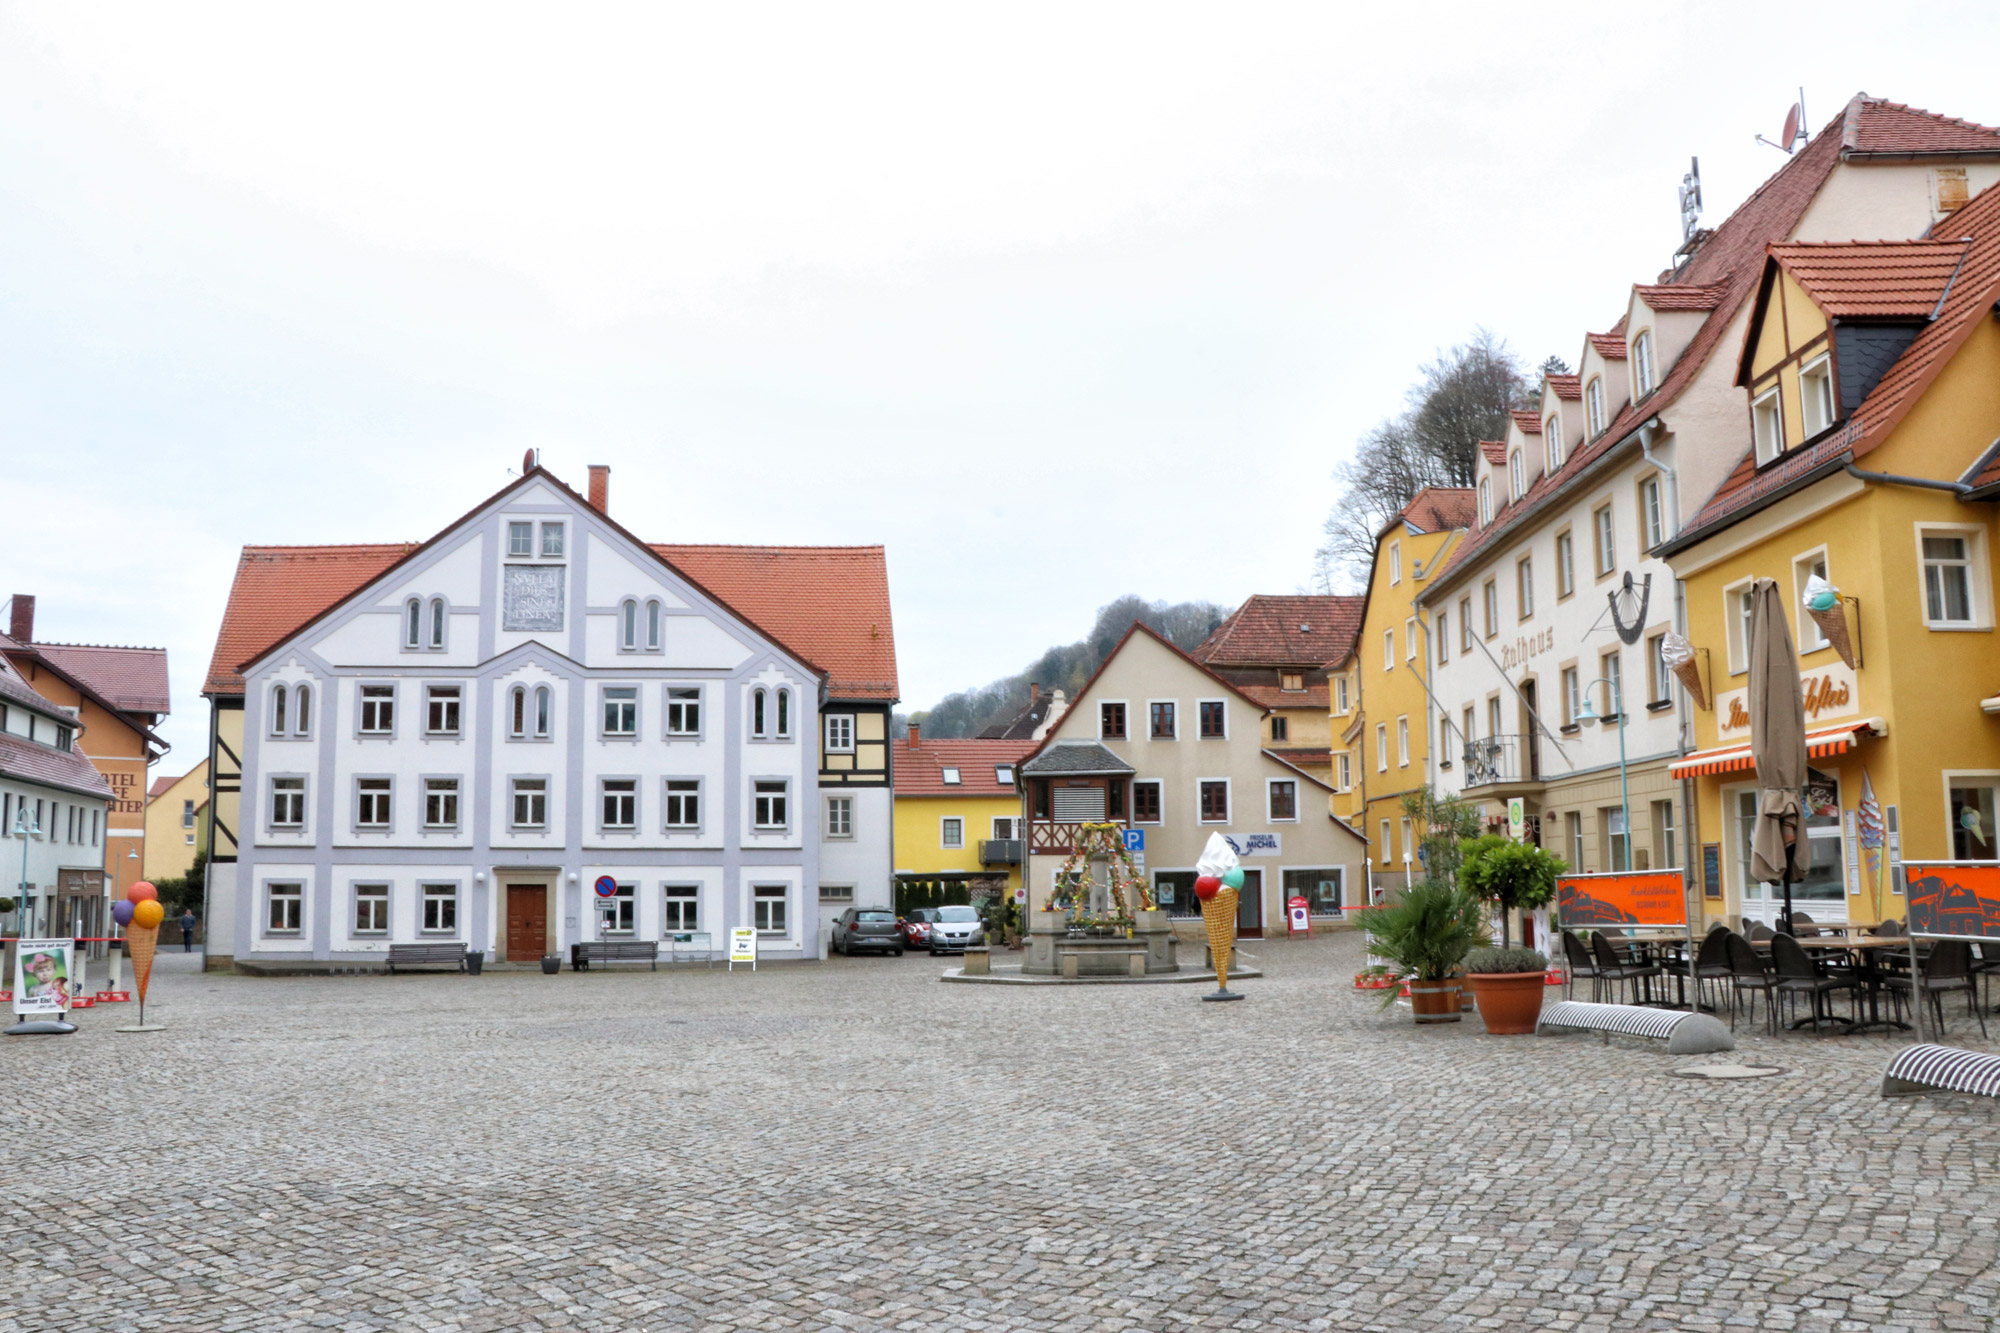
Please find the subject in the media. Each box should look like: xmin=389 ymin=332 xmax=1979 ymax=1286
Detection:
xmin=8 ymin=934 xmax=2000 ymax=1331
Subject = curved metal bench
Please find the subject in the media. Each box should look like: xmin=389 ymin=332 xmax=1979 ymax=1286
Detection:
xmin=1882 ymin=1044 xmax=2000 ymax=1098
xmin=1537 ymin=1000 xmax=1735 ymax=1054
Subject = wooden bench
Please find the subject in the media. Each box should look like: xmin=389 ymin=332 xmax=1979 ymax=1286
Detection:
xmin=385 ymin=943 xmax=469 ymax=974
xmin=571 ymin=940 xmax=660 ymax=971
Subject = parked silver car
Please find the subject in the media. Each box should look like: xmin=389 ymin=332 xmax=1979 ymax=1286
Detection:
xmin=830 ymin=908 xmax=903 ymax=956
xmin=927 ymin=904 xmax=985 ymax=955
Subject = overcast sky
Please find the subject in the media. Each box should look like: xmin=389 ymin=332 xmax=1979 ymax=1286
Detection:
xmin=6 ymin=2 xmax=2000 ymax=765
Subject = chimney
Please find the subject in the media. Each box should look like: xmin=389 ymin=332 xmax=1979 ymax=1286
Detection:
xmin=8 ymin=594 xmax=33 ymax=643
xmin=1029 ymin=682 xmax=1040 ymax=707
xmin=587 ymin=465 xmax=610 ymax=514
xmin=908 ymin=722 xmax=920 ymax=749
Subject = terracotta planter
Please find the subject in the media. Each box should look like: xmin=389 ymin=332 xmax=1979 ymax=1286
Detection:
xmin=1467 ymin=971 xmax=1547 ymax=1035
xmin=1408 ymin=980 xmax=1462 ymax=1024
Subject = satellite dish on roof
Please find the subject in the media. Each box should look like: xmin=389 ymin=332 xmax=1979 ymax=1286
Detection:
xmin=1781 ymin=102 xmax=1801 ymax=149
xmin=1758 ymin=88 xmax=1809 ymax=155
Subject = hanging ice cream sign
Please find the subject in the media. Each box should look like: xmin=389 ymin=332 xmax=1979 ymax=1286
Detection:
xmin=1717 ymin=662 xmax=1857 ymax=740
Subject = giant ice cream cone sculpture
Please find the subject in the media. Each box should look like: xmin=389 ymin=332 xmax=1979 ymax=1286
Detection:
xmin=1803 ymin=574 xmax=1856 ymax=669
xmin=116 ymin=881 xmax=164 ymax=1027
xmin=1199 ymin=886 xmax=1239 ymax=991
xmin=1193 ymin=832 xmax=1246 ymax=1000
xmin=1660 ymin=632 xmax=1707 ymax=710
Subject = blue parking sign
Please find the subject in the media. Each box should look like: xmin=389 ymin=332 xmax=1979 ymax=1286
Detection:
xmin=1123 ymin=829 xmax=1144 ymax=853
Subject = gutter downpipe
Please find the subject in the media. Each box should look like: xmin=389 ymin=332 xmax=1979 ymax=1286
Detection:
xmin=1842 ymin=463 xmax=1972 ymax=496
xmin=1637 ymin=417 xmax=1703 ymax=924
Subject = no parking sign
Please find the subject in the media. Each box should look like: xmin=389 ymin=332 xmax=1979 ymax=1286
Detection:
xmin=1286 ymin=895 xmax=1310 ymax=937
xmin=593 ymin=876 xmax=617 ymax=897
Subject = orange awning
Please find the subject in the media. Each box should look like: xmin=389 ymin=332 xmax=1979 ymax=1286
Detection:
xmin=1669 ymin=717 xmax=1886 ymax=779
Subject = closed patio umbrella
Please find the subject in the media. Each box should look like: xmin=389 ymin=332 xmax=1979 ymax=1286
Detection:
xmin=1747 ymin=577 xmax=1809 ymax=933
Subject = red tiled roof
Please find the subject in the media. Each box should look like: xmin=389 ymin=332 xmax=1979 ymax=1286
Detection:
xmin=1546 ymin=374 xmax=1582 ymax=400
xmin=1587 ymin=332 xmax=1628 ymax=359
xmin=205 ymin=545 xmax=417 ymax=695
xmin=1192 ymin=594 xmax=1363 ymax=668
xmin=0 ymin=730 xmax=112 ymax=801
xmin=148 ymin=775 xmax=177 ymax=798
xmin=1234 ymin=684 xmax=1331 ymax=710
xmin=1479 ymin=439 xmax=1508 ymax=465
xmin=1842 ymin=97 xmax=2000 ymax=157
xmin=892 ymin=736 xmax=1034 ymax=797
xmin=30 ymin=643 xmax=171 ymax=715
xmin=1769 ymin=238 xmax=1972 ymax=319
xmin=1509 ymin=410 xmax=1543 ymax=434
xmin=1399 ymin=486 xmax=1477 ymax=533
xmin=1633 ymin=282 xmax=1729 ymax=311
xmin=651 ymin=545 xmax=898 ymax=701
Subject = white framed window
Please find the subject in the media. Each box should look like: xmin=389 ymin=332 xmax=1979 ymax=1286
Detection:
xmin=602 ymin=686 xmax=638 ymax=737
xmin=1800 ymin=354 xmax=1835 ymax=438
xmin=1562 ymin=665 xmax=1580 ymax=727
xmin=353 ymin=883 xmax=389 ymax=935
xmin=602 ymin=882 xmax=636 ymax=934
xmin=776 ymin=688 xmax=792 ymax=738
xmin=1397 ymin=716 xmax=1409 ymax=767
xmin=1793 ymin=550 xmax=1830 ymax=651
xmin=1379 ymin=818 xmax=1393 ymax=866
xmin=1334 ymin=674 xmax=1350 ymax=713
xmin=1482 ymin=580 xmax=1498 ymax=637
xmin=1599 ymin=650 xmax=1623 ymax=719
xmin=646 ymin=600 xmax=663 ymax=651
xmin=270 ymin=684 xmax=289 ymax=737
xmin=404 ymin=598 xmax=422 ymax=649
xmin=1099 ymin=700 xmax=1128 ymax=739
xmin=540 ymin=521 xmax=565 ymax=557
xmin=181 ymin=799 xmax=195 ymax=829
xmin=1403 ymin=618 xmax=1417 ymax=661
xmin=1544 ymin=416 xmax=1563 ymax=471
xmin=294 ymin=683 xmax=311 ymax=737
xmin=511 ymin=777 xmax=548 ymax=829
xmin=1517 ymin=556 xmax=1534 ymax=620
xmin=1198 ymin=779 xmax=1230 ymax=824
xmin=941 ymin=817 xmax=964 ymax=849
xmin=1148 ymin=700 xmax=1177 ymax=740
xmin=425 ymin=684 xmax=461 ymax=736
xmin=941 ymin=766 xmax=961 ymax=785
xmin=1335 ymin=751 xmax=1351 ymax=791
xmin=1509 ymin=450 xmax=1525 ymax=502
xmin=1586 ymin=378 xmax=1605 ymax=438
xmin=1640 ymin=476 xmax=1665 ymax=551
xmin=429 ymin=598 xmax=446 ymax=649
xmin=1389 ymin=540 xmax=1402 ymax=585
xmin=1267 ymin=779 xmax=1298 ymax=822
xmin=269 ymin=776 xmax=305 ymax=829
xmin=620 ymin=599 xmax=639 ymax=650
xmin=1436 ymin=611 xmax=1449 ymax=664
xmin=1400 ymin=816 xmax=1414 ymax=866
xmin=664 ymin=884 xmax=700 ymax=932
xmin=995 ymin=764 xmax=1015 ymax=786
xmin=753 ymin=883 xmax=788 ymax=935
xmin=1382 ymin=629 xmax=1394 ymax=670
xmin=1131 ymin=779 xmax=1163 ymax=824
xmin=825 ymin=714 xmax=855 ymax=753
xmin=1593 ymin=503 xmax=1615 ymax=576
xmin=1556 ymin=529 xmax=1575 ymax=598
xmin=508 ymin=521 xmax=533 ymax=557
xmin=421 ymin=882 xmax=458 ymax=934
xmin=1477 ymin=477 xmax=1492 ymax=525
xmin=356 ymin=777 xmax=393 ymax=830
xmin=1653 ymin=799 xmax=1679 ymax=870
xmin=1752 ymin=386 xmax=1783 ymax=464
xmin=1724 ymin=579 xmax=1756 ymax=674
xmin=1487 ymin=695 xmax=1502 ymax=741
xmin=1458 ymin=598 xmax=1472 ymax=652
xmin=1633 ymin=331 xmax=1655 ymax=396
xmin=665 ymin=778 xmax=701 ymax=830
xmin=666 ymin=687 xmax=702 ymax=737
xmin=1919 ymin=526 xmax=1988 ymax=628
xmin=1948 ymin=777 xmax=2000 ymax=860
xmin=1376 ymin=723 xmax=1388 ymax=773
xmin=992 ymin=816 xmax=1020 ymax=840
xmin=754 ymin=779 xmax=788 ymax=830
xmin=423 ymin=777 xmax=460 ymax=829
xmin=509 ymin=685 xmax=528 ymax=738
xmin=266 ymin=882 xmax=303 ymax=934
xmin=359 ymin=684 xmax=395 ymax=735
xmin=1198 ymin=699 xmax=1228 ymax=738
xmin=1462 ymin=704 xmax=1476 ymax=746
xmin=1648 ymin=633 xmax=1672 ymax=706
xmin=825 ymin=795 xmax=853 ymax=838
xmin=534 ymin=685 xmax=552 ymax=739
xmin=751 ymin=688 xmax=768 ymax=737
xmin=600 ymin=778 xmax=637 ymax=830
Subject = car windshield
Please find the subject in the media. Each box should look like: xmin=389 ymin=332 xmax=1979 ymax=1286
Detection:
xmin=937 ymin=906 xmax=979 ymax=923
xmin=858 ymin=911 xmax=895 ymax=922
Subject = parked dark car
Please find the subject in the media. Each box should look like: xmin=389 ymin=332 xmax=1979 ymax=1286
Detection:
xmin=899 ymin=907 xmax=941 ymax=949
xmin=831 ymin=908 xmax=903 ymax=956
xmin=927 ymin=904 xmax=985 ymax=955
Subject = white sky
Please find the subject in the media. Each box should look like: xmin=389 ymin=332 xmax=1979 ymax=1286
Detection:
xmin=5 ymin=1 xmax=1999 ymax=765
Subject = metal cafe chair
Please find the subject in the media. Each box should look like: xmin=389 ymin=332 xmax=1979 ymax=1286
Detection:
xmin=1693 ymin=925 xmax=1733 ymax=1012
xmin=1770 ymin=932 xmax=1857 ymax=1035
xmin=1560 ymin=930 xmax=1601 ymax=1002
xmin=1883 ymin=940 xmax=1987 ymax=1039
xmin=1725 ymin=932 xmax=1779 ymax=1035
xmin=1590 ymin=931 xmax=1661 ymax=1006
xmin=1749 ymin=922 xmax=1777 ymax=943
xmin=1789 ymin=912 xmax=1824 ymax=938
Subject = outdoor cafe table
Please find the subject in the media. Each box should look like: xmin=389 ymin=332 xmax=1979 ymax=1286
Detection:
xmin=1750 ymin=934 xmax=1913 ymax=1034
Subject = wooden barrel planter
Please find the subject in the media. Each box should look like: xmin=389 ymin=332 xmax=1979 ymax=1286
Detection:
xmin=1408 ymin=979 xmax=1462 ymax=1024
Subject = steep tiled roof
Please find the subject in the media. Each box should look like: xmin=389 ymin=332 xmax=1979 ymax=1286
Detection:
xmin=1479 ymin=439 xmax=1508 ymax=465
xmin=1019 ymin=740 xmax=1133 ymax=776
xmin=1399 ymin=486 xmax=1477 ymax=534
xmin=1842 ymin=97 xmax=2000 ymax=157
xmin=1675 ymin=176 xmax=2000 ymax=546
xmin=1769 ymin=238 xmax=1972 ymax=318
xmin=0 ymin=665 xmax=65 ymax=719
xmin=205 ymin=544 xmax=417 ymax=695
xmin=1587 ymin=333 xmax=1628 ymax=359
xmin=892 ymin=736 xmax=1033 ymax=797
xmin=1192 ymin=594 xmax=1363 ymax=668
xmin=1633 ymin=282 xmax=1729 ymax=311
xmin=1509 ymin=410 xmax=1543 ymax=434
xmin=651 ymin=545 xmax=898 ymax=701
xmin=1546 ymin=374 xmax=1582 ymax=400
xmin=0 ymin=731 xmax=112 ymax=801
xmin=30 ymin=643 xmax=171 ymax=715
xmin=148 ymin=774 xmax=178 ymax=798
xmin=977 ymin=687 xmax=1062 ymax=740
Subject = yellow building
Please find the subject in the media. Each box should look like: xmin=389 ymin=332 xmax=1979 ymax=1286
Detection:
xmin=1340 ymin=488 xmax=1474 ymax=888
xmin=891 ymin=727 xmax=1032 ymax=910
xmin=1661 ymin=188 xmax=2000 ymax=929
xmin=144 ymin=760 xmax=209 ymax=882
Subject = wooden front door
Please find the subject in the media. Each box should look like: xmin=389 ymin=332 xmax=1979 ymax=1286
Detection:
xmin=506 ymin=885 xmax=547 ymax=961
xmin=1237 ymin=869 xmax=1264 ymax=938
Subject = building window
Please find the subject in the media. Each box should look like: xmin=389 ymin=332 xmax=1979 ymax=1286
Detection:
xmin=271 ymin=684 xmax=288 ymax=736
xmin=1801 ymin=355 xmax=1834 ymax=438
xmin=1335 ymin=751 xmax=1351 ymax=791
xmin=1487 ymin=696 xmax=1502 ymax=741
xmin=359 ymin=684 xmax=395 ymax=735
xmin=602 ymin=883 xmax=636 ymax=934
xmin=1593 ymin=504 xmax=1615 ymax=576
xmin=1271 ymin=715 xmax=1289 ymax=741
xmin=1602 ymin=806 xmax=1629 ymax=872
xmin=270 ymin=776 xmax=305 ymax=829
xmin=1640 ymin=477 xmax=1665 ymax=551
xmin=423 ymin=778 xmax=460 ymax=829
xmin=776 ymin=689 xmax=791 ymax=738
xmin=353 ymin=884 xmax=389 ymax=935
xmin=295 ymin=684 xmax=311 ymax=737
xmin=404 ymin=598 xmax=422 ymax=649
xmin=1477 ymin=477 xmax=1492 ymax=525
xmin=995 ymin=764 xmax=1015 ymax=785
xmin=1397 ymin=716 xmax=1410 ymax=767
xmin=620 ymin=599 xmax=639 ymax=650
xmin=509 ymin=686 xmax=527 ymax=738
xmin=181 ymin=799 xmax=195 ymax=829
xmin=751 ymin=688 xmax=767 ymax=737
xmin=1268 ymin=780 xmax=1297 ymax=822
xmin=1752 ymin=387 xmax=1783 ymax=464
xmin=1509 ymin=450 xmax=1525 ymax=502
xmin=421 ymin=883 xmax=458 ymax=934
xmin=429 ymin=598 xmax=446 ymax=649
xmin=266 ymin=883 xmax=303 ymax=935
xmin=1436 ymin=612 xmax=1449 ymax=664
xmin=534 ymin=685 xmax=552 ymax=738
xmin=1458 ymin=598 xmax=1472 ymax=652
xmin=1921 ymin=529 xmax=1983 ymax=626
xmin=1404 ymin=618 xmax=1417 ymax=661
xmin=665 ymin=779 xmax=701 ymax=830
xmin=667 ymin=687 xmax=702 ymax=736
xmin=1482 ymin=580 xmax=1498 ymax=637
xmin=1198 ymin=700 xmax=1226 ymax=738
xmin=1544 ymin=416 xmax=1563 ymax=471
xmin=1150 ymin=701 xmax=1176 ymax=740
xmin=1568 ymin=811 xmax=1585 ymax=872
xmin=1389 ymin=540 xmax=1402 ymax=584
xmin=1287 ymin=866 xmax=1344 ymax=915
xmin=540 ymin=521 xmax=565 ymax=557
xmin=754 ymin=884 xmax=788 ymax=935
xmin=602 ymin=686 xmax=638 ymax=736
xmin=1383 ymin=629 xmax=1394 ymax=670
xmin=1379 ymin=818 xmax=1393 ymax=866
xmin=1653 ymin=799 xmax=1679 ymax=870
xmin=425 ymin=684 xmax=462 ymax=736
xmin=1647 ymin=633 xmax=1671 ymax=705
xmin=1562 ymin=666 xmax=1581 ymax=727
xmin=664 ymin=884 xmax=700 ymax=932
xmin=1132 ymin=780 xmax=1163 ymax=823
xmin=941 ymin=817 xmax=964 ymax=849
xmin=1100 ymin=701 xmax=1127 ymax=739
xmin=511 ymin=777 xmax=548 ymax=829
xmin=356 ymin=778 xmax=393 ymax=830
xmin=754 ymin=779 xmax=788 ymax=830
xmin=1335 ymin=675 xmax=1349 ymax=712
xmin=508 ymin=521 xmax=533 ymax=557
xmin=1950 ymin=783 xmax=2000 ymax=860
xmin=1199 ymin=780 xmax=1229 ymax=823
xmin=1517 ymin=557 xmax=1534 ymax=620
xmin=1555 ymin=530 xmax=1574 ymax=599
xmin=825 ymin=714 xmax=854 ymax=752
xmin=1585 ymin=378 xmax=1605 ymax=439
xmin=1280 ymin=672 xmax=1304 ymax=692
xmin=825 ymin=795 xmax=852 ymax=838
xmin=1600 ymin=650 xmax=1623 ymax=719
xmin=1376 ymin=723 xmax=1388 ymax=772
xmin=601 ymin=779 xmax=637 ymax=830
xmin=992 ymin=817 xmax=1019 ymax=840
xmin=1633 ymin=331 xmax=1655 ymax=396
xmin=1725 ymin=582 xmax=1756 ymax=674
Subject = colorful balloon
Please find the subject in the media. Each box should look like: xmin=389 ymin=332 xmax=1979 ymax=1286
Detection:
xmin=1194 ymin=875 xmax=1221 ymax=901
xmin=112 ymin=900 xmax=136 ymax=927
xmin=126 ymin=881 xmax=159 ymax=904
xmin=1221 ymin=867 xmax=1245 ymax=890
xmin=132 ymin=899 xmax=165 ymax=929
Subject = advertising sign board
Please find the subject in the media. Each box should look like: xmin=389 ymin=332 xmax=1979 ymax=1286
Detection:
xmin=728 ymin=927 xmax=758 ymax=970
xmin=1555 ymin=871 xmax=1688 ymax=930
xmin=1903 ymin=862 xmax=2000 ymax=941
xmin=13 ymin=939 xmax=78 ymax=1015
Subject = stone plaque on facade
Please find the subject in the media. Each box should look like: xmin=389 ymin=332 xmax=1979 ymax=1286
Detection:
xmin=503 ymin=565 xmax=565 ymax=631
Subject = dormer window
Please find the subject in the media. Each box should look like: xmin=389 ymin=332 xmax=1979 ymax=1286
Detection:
xmin=1544 ymin=415 xmax=1564 ymax=471
xmin=1509 ymin=450 xmax=1525 ymax=502
xmin=941 ymin=766 xmax=961 ymax=785
xmin=1477 ymin=477 xmax=1492 ymax=525
xmin=1752 ymin=387 xmax=1784 ymax=465
xmin=1633 ymin=332 xmax=1656 ymax=397
xmin=1586 ymin=377 xmax=1605 ymax=438
xmin=1280 ymin=672 xmax=1304 ymax=692
xmin=1800 ymin=355 xmax=1834 ymax=438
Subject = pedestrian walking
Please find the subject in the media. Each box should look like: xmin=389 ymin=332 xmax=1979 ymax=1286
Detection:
xmin=180 ymin=908 xmax=197 ymax=953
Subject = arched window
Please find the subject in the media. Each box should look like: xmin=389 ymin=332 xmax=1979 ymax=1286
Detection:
xmin=646 ymin=600 xmax=662 ymax=651
xmin=1585 ymin=377 xmax=1605 ymax=438
xmin=430 ymin=598 xmax=446 ymax=649
xmin=534 ymin=685 xmax=552 ymax=738
xmin=1509 ymin=450 xmax=1525 ymax=502
xmin=1544 ymin=415 xmax=1563 ymax=471
xmin=1633 ymin=331 xmax=1655 ymax=397
xmin=405 ymin=598 xmax=422 ymax=649
xmin=752 ymin=688 xmax=768 ymax=737
xmin=776 ymin=688 xmax=791 ymax=738
xmin=1477 ymin=477 xmax=1492 ymax=525
xmin=621 ymin=599 xmax=638 ymax=650
xmin=510 ymin=686 xmax=527 ymax=738
xmin=271 ymin=684 xmax=288 ymax=736
xmin=295 ymin=684 xmax=311 ymax=737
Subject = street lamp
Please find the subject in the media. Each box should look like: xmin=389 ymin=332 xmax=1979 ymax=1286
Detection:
xmin=1574 ymin=675 xmax=1634 ymax=873
xmin=13 ymin=803 xmax=37 ymax=936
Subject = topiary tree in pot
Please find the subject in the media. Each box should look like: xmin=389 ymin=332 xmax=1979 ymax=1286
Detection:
xmin=1462 ymin=945 xmax=1549 ymax=1035
xmin=1352 ymin=880 xmax=1490 ymax=1023
xmin=1458 ymin=836 xmax=1563 ymax=948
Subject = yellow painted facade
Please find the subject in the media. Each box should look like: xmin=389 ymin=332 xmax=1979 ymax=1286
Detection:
xmin=144 ymin=760 xmax=209 ymax=882
xmin=891 ymin=793 xmax=1024 ymax=894
xmin=1669 ymin=279 xmax=2000 ymax=929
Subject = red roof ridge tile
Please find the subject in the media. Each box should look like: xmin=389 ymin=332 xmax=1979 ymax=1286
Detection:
xmin=1509 ymin=410 xmax=1543 ymax=433
xmin=1587 ymin=332 xmax=1628 ymax=358
xmin=1479 ymin=439 xmax=1508 ymax=464
xmin=1545 ymin=374 xmax=1583 ymax=399
xmin=1842 ymin=96 xmax=2000 ymax=157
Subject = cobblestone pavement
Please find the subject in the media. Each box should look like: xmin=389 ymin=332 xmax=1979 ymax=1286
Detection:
xmin=7 ymin=933 xmax=2000 ymax=1331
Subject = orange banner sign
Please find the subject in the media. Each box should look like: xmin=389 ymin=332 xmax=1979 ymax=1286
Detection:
xmin=1904 ymin=862 xmax=2000 ymax=940
xmin=1557 ymin=871 xmax=1688 ymax=929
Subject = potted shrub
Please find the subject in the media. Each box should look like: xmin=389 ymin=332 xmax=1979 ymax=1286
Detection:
xmin=1353 ymin=880 xmax=1489 ymax=1024
xmin=540 ymin=954 xmax=561 ymax=975
xmin=1458 ymin=836 xmax=1563 ymax=948
xmin=1463 ymin=946 xmax=1549 ymax=1034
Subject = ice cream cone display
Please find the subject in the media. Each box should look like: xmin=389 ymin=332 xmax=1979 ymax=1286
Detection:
xmin=1660 ymin=632 xmax=1708 ymax=710
xmin=1802 ymin=574 xmax=1856 ymax=669
xmin=116 ymin=881 xmax=168 ymax=1031
xmin=1193 ymin=832 xmax=1247 ymax=1001
xmin=1199 ymin=886 xmax=1239 ymax=991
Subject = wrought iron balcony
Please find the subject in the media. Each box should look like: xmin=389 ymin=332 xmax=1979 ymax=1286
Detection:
xmin=1461 ymin=734 xmax=1542 ymax=789
xmin=979 ymin=838 xmax=1024 ymax=866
